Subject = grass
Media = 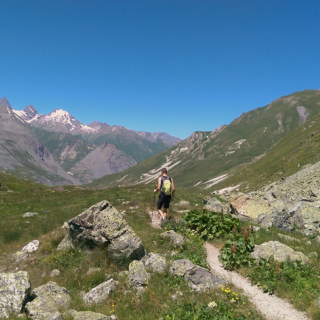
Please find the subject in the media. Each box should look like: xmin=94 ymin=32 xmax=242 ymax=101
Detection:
xmin=1 ymin=178 xmax=264 ymax=320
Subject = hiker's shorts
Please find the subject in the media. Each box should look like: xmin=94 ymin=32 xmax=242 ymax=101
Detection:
xmin=157 ymin=193 xmax=171 ymax=209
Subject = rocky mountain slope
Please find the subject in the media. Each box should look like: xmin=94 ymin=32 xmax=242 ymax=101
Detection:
xmin=13 ymin=105 xmax=181 ymax=163
xmin=0 ymin=98 xmax=80 ymax=186
xmin=90 ymin=89 xmax=320 ymax=189
xmin=69 ymin=143 xmax=137 ymax=183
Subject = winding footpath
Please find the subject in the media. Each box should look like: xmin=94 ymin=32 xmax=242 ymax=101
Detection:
xmin=205 ymin=242 xmax=309 ymax=320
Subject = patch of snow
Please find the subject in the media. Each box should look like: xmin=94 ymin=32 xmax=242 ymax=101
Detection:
xmin=225 ymin=151 xmax=235 ymax=156
xmin=116 ymin=175 xmax=128 ymax=182
xmin=234 ymin=139 xmax=246 ymax=148
xmin=194 ymin=181 xmax=202 ymax=187
xmin=263 ymin=127 xmax=267 ymax=133
xmin=204 ymin=174 xmax=228 ymax=189
xmin=212 ymin=185 xmax=240 ymax=195
xmin=112 ymin=127 xmax=116 ymax=131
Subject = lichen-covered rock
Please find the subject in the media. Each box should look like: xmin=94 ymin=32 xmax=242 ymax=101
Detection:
xmin=0 ymin=271 xmax=31 ymax=318
xmin=25 ymin=282 xmax=71 ymax=320
xmin=170 ymin=259 xmax=225 ymax=291
xmin=22 ymin=240 xmax=39 ymax=253
xmin=57 ymin=234 xmax=75 ymax=251
xmin=169 ymin=259 xmax=195 ymax=277
xmin=83 ymin=279 xmax=118 ymax=305
xmin=46 ymin=312 xmax=63 ymax=320
xmin=204 ymin=198 xmax=224 ymax=213
xmin=73 ymin=311 xmax=115 ymax=320
xmin=251 ymin=241 xmax=309 ymax=264
xmin=64 ymin=200 xmax=145 ymax=260
xmin=86 ymin=267 xmax=101 ymax=275
xmin=184 ymin=265 xmax=226 ymax=291
xmin=176 ymin=200 xmax=190 ymax=206
xmin=127 ymin=260 xmax=150 ymax=289
xmin=160 ymin=230 xmax=186 ymax=246
xmin=11 ymin=251 xmax=29 ymax=263
xmin=141 ymin=252 xmax=167 ymax=273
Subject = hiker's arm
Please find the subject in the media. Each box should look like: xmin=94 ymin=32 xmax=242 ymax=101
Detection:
xmin=153 ymin=177 xmax=161 ymax=193
xmin=171 ymin=178 xmax=175 ymax=199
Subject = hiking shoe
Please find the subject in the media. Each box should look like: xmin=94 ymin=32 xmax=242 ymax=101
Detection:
xmin=162 ymin=218 xmax=169 ymax=222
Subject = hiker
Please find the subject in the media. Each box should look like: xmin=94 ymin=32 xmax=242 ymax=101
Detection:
xmin=153 ymin=168 xmax=174 ymax=220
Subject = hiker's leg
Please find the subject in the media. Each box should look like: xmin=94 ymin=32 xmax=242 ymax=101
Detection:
xmin=158 ymin=208 xmax=164 ymax=219
xmin=163 ymin=207 xmax=167 ymax=218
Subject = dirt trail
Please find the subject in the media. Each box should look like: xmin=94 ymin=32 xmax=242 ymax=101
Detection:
xmin=205 ymin=242 xmax=309 ymax=320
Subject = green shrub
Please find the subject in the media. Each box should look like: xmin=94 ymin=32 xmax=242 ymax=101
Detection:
xmin=220 ymin=226 xmax=255 ymax=270
xmin=182 ymin=210 xmax=240 ymax=240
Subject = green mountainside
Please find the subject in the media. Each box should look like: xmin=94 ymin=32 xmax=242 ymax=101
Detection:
xmin=214 ymin=111 xmax=320 ymax=192
xmin=84 ymin=130 xmax=169 ymax=164
xmin=90 ymin=89 xmax=320 ymax=189
xmin=30 ymin=127 xmax=96 ymax=172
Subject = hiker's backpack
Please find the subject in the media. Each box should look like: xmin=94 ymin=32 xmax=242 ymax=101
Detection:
xmin=161 ymin=176 xmax=172 ymax=196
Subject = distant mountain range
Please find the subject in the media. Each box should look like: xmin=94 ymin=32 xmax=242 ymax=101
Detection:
xmin=0 ymin=97 xmax=182 ymax=185
xmin=89 ymin=89 xmax=320 ymax=191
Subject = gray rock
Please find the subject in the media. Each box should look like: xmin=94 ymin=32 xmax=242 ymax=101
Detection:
xmin=306 ymin=240 xmax=312 ymax=245
xmin=86 ymin=267 xmax=101 ymax=275
xmin=169 ymin=259 xmax=195 ymax=277
xmin=170 ymin=291 xmax=183 ymax=300
xmin=11 ymin=251 xmax=29 ymax=263
xmin=278 ymin=234 xmax=301 ymax=243
xmin=127 ymin=260 xmax=150 ymax=289
xmin=22 ymin=212 xmax=38 ymax=218
xmin=46 ymin=312 xmax=63 ymax=320
xmin=160 ymin=230 xmax=186 ymax=246
xmin=0 ymin=271 xmax=31 ymax=318
xmin=25 ymin=281 xmax=71 ymax=320
xmin=169 ymin=259 xmax=226 ymax=291
xmin=83 ymin=279 xmax=118 ymax=305
xmin=73 ymin=311 xmax=114 ymax=320
xmin=50 ymin=269 xmax=60 ymax=277
xmin=204 ymin=197 xmax=224 ymax=213
xmin=141 ymin=252 xmax=167 ymax=273
xmin=308 ymin=252 xmax=318 ymax=259
xmin=185 ymin=265 xmax=226 ymax=291
xmin=22 ymin=240 xmax=39 ymax=253
xmin=57 ymin=234 xmax=75 ymax=251
xmin=252 ymin=226 xmax=260 ymax=232
xmin=251 ymin=241 xmax=309 ymax=264
xmin=66 ymin=200 xmax=145 ymax=260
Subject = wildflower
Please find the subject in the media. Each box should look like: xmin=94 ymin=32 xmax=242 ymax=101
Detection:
xmin=207 ymin=301 xmax=217 ymax=308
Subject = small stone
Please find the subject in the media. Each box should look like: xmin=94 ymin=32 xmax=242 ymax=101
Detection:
xmin=86 ymin=267 xmax=101 ymax=275
xmin=316 ymin=235 xmax=320 ymax=244
xmin=50 ymin=269 xmax=60 ymax=277
xmin=121 ymin=201 xmax=130 ymax=205
xmin=252 ymin=226 xmax=260 ymax=232
xmin=127 ymin=260 xmax=150 ymax=289
xmin=160 ymin=230 xmax=187 ymax=246
xmin=278 ymin=234 xmax=300 ymax=243
xmin=308 ymin=252 xmax=318 ymax=259
xmin=22 ymin=212 xmax=38 ymax=218
xmin=41 ymin=273 xmax=46 ymax=278
xmin=306 ymin=241 xmax=312 ymax=245
xmin=22 ymin=240 xmax=39 ymax=253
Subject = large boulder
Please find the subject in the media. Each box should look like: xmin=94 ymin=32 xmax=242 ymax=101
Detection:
xmin=170 ymin=259 xmax=226 ymax=291
xmin=160 ymin=230 xmax=186 ymax=246
xmin=127 ymin=260 xmax=150 ymax=289
xmin=251 ymin=241 xmax=309 ymax=264
xmin=61 ymin=200 xmax=145 ymax=260
xmin=25 ymin=282 xmax=71 ymax=320
xmin=141 ymin=252 xmax=167 ymax=273
xmin=83 ymin=279 xmax=118 ymax=305
xmin=203 ymin=197 xmax=225 ymax=214
xmin=0 ymin=271 xmax=31 ymax=318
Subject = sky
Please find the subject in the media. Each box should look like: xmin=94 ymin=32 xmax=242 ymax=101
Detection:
xmin=1 ymin=0 xmax=320 ymax=139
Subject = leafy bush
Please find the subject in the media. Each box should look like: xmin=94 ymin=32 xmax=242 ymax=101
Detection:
xmin=220 ymin=226 xmax=255 ymax=270
xmin=182 ymin=210 xmax=240 ymax=240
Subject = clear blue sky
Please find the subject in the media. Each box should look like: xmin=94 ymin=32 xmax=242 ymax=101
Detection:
xmin=1 ymin=1 xmax=319 ymax=139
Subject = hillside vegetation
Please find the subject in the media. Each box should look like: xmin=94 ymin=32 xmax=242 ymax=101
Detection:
xmin=90 ymin=89 xmax=320 ymax=190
